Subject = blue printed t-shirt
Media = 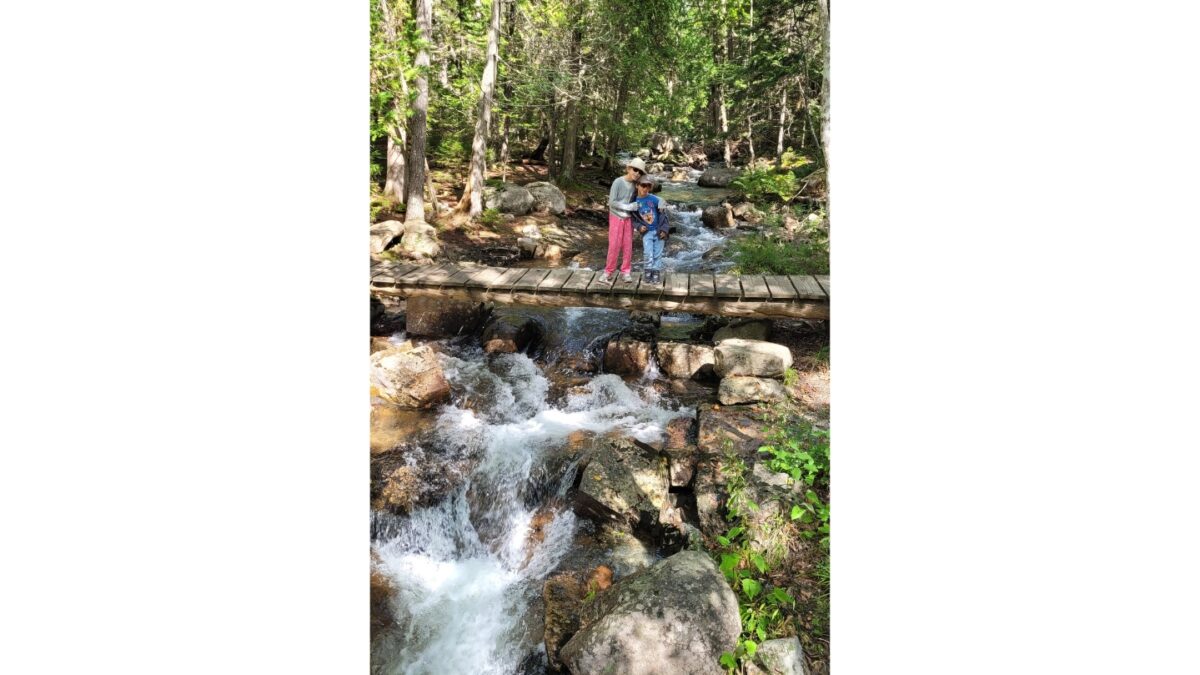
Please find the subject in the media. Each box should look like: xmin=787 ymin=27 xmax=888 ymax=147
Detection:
xmin=634 ymin=195 xmax=667 ymax=234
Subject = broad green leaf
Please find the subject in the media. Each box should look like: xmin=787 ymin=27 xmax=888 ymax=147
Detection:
xmin=790 ymin=505 xmax=802 ymax=520
xmin=742 ymin=578 xmax=762 ymax=600
xmin=743 ymin=639 xmax=758 ymax=657
xmin=719 ymin=652 xmax=737 ymax=669
xmin=751 ymin=553 xmax=768 ymax=574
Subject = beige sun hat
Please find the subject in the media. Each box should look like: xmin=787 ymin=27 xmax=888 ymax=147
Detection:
xmin=626 ymin=157 xmax=647 ymax=174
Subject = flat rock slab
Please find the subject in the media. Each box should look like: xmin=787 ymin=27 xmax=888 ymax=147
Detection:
xmin=574 ymin=439 xmax=669 ymax=529
xmin=560 ymin=550 xmax=740 ymax=675
xmin=718 ymin=376 xmax=788 ymax=405
xmin=714 ymin=338 xmax=793 ymax=378
xmin=656 ymin=342 xmax=716 ymax=380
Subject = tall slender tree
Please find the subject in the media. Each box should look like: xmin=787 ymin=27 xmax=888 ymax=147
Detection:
xmin=404 ymin=0 xmax=434 ymax=225
xmin=457 ymin=0 xmax=502 ymax=216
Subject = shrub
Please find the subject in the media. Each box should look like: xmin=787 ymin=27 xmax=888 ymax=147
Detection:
xmin=479 ymin=207 xmax=503 ymax=229
xmin=732 ymin=166 xmax=799 ymax=203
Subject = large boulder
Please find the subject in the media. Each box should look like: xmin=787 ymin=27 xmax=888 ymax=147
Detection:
xmin=698 ymin=166 xmax=738 ymax=187
xmin=732 ymin=201 xmax=765 ymax=225
xmin=603 ymin=338 xmax=653 ymax=375
xmin=526 ymin=181 xmax=567 ymax=215
xmin=480 ymin=315 xmax=543 ymax=354
xmin=574 ymin=438 xmax=669 ymax=531
xmin=698 ymin=405 xmax=768 ymax=457
xmin=702 ymin=204 xmax=735 ymax=229
xmin=399 ymin=221 xmax=441 ymax=258
xmin=369 ymin=344 xmax=450 ymax=409
xmin=485 ymin=183 xmax=535 ymax=215
xmin=713 ymin=319 xmax=773 ymax=343
xmin=405 ymin=295 xmax=491 ymax=338
xmin=714 ymin=339 xmax=794 ymax=378
xmin=718 ymin=376 xmax=788 ymax=405
xmin=370 ymin=220 xmax=404 ymax=255
xmin=559 ymin=550 xmax=741 ymax=675
xmin=656 ymin=342 xmax=716 ymax=380
xmin=543 ymin=572 xmax=584 ymax=672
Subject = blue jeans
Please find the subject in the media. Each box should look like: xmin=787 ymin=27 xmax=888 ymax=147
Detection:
xmin=642 ymin=232 xmax=665 ymax=272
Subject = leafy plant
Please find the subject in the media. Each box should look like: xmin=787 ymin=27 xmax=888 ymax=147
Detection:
xmin=479 ymin=207 xmax=503 ymax=228
xmin=732 ymin=166 xmax=799 ymax=203
xmin=730 ymin=235 xmax=829 ymax=275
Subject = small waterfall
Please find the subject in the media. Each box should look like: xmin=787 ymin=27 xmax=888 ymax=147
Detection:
xmin=372 ymin=349 xmax=691 ymax=675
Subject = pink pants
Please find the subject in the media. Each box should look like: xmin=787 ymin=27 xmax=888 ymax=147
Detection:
xmin=605 ymin=213 xmax=633 ymax=275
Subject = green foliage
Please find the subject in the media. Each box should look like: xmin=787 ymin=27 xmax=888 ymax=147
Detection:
xmin=713 ymin=451 xmax=797 ymax=673
xmin=479 ymin=208 xmax=503 ymax=228
xmin=733 ymin=166 xmax=799 ymax=203
xmin=730 ymin=236 xmax=829 ymax=276
xmin=759 ymin=412 xmax=830 ymax=550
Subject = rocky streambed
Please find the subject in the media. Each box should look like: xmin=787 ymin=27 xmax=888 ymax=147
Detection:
xmin=370 ymin=293 xmax=823 ymax=675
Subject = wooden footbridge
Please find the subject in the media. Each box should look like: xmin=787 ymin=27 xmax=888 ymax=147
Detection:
xmin=370 ymin=261 xmax=830 ymax=320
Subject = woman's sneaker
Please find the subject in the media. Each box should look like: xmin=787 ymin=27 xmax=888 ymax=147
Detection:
xmin=621 ymin=273 xmax=633 ymax=283
xmin=600 ymin=272 xmax=613 ymax=283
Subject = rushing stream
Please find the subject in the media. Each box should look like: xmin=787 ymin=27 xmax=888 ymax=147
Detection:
xmin=371 ymin=164 xmax=729 ymax=674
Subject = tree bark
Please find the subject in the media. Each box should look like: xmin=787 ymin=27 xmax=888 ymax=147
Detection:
xmin=379 ymin=0 xmax=407 ymax=202
xmin=559 ymin=26 xmax=584 ymax=182
xmin=603 ymin=79 xmax=629 ymax=172
xmin=405 ymin=0 xmax=434 ymax=225
xmin=458 ymin=0 xmax=501 ymax=216
xmin=775 ymin=88 xmax=788 ymax=168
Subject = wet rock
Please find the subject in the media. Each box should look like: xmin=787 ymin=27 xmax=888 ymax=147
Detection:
xmin=713 ymin=319 xmax=773 ymax=343
xmin=629 ymin=311 xmax=660 ymax=327
xmin=485 ymin=183 xmax=535 ymax=215
xmin=399 ymin=221 xmax=441 ymax=258
xmin=543 ymin=572 xmax=584 ymax=672
xmin=370 ymin=336 xmax=399 ymax=354
xmin=647 ymin=161 xmax=665 ymax=174
xmin=558 ymin=351 xmax=599 ymax=373
xmin=574 ymin=438 xmax=669 ymax=531
xmin=693 ymin=457 xmax=730 ymax=539
xmin=670 ymin=168 xmax=689 ymax=181
xmin=656 ymin=342 xmax=716 ymax=380
xmin=481 ymin=315 xmax=543 ymax=354
xmin=664 ymin=415 xmax=695 ymax=450
xmin=370 ymin=297 xmax=406 ymax=336
xmin=370 ymin=401 xmax=437 ymax=453
xmin=698 ymin=166 xmax=739 ymax=187
xmin=370 ymin=556 xmax=395 ymax=643
xmin=369 ymin=345 xmax=450 ymax=409
xmin=701 ymin=204 xmax=733 ymax=229
xmin=369 ymin=220 xmax=404 ymax=255
xmin=526 ymin=181 xmax=567 ymax=215
xmin=714 ymin=339 xmax=794 ymax=378
xmin=718 ymin=376 xmax=788 ymax=405
xmin=757 ymin=637 xmax=809 ymax=675
xmin=559 ymin=550 xmax=740 ymax=675
xmin=698 ymin=405 xmax=768 ymax=457
xmin=603 ymin=337 xmax=653 ymax=375
xmin=405 ymin=295 xmax=491 ymax=338
xmin=371 ymin=446 xmax=472 ymax=514
xmin=665 ymin=447 xmax=698 ymax=488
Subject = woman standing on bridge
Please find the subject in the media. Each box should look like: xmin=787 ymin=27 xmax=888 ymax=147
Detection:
xmin=602 ymin=157 xmax=646 ymax=283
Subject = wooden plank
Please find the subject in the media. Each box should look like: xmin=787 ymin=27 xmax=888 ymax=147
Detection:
xmin=611 ymin=272 xmax=642 ymax=295
xmin=561 ymin=269 xmax=596 ymax=292
xmin=416 ymin=263 xmax=462 ymax=287
xmin=740 ymin=275 xmax=772 ymax=299
xmin=661 ymin=272 xmax=689 ymax=297
xmin=372 ymin=262 xmax=414 ymax=280
xmin=788 ymin=275 xmax=827 ymax=301
xmin=713 ymin=274 xmax=743 ymax=299
xmin=688 ymin=273 xmax=715 ymax=298
xmin=442 ymin=265 xmax=481 ymax=287
xmin=462 ymin=266 xmax=508 ymax=289
xmin=813 ymin=274 xmax=830 ymax=298
xmin=537 ymin=268 xmax=574 ymax=292
xmin=764 ymin=275 xmax=801 ymax=300
xmin=586 ymin=272 xmax=616 ymax=294
xmin=395 ymin=263 xmax=444 ymax=285
xmin=488 ymin=267 xmax=531 ymax=291
xmin=513 ymin=268 xmax=551 ymax=290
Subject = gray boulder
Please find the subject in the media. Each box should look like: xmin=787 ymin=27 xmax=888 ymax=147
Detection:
xmin=713 ymin=319 xmax=773 ymax=343
xmin=656 ymin=342 xmax=716 ymax=380
xmin=526 ymin=181 xmax=567 ymax=215
xmin=369 ymin=220 xmax=404 ymax=255
xmin=369 ymin=344 xmax=450 ymax=409
xmin=698 ymin=166 xmax=738 ymax=187
xmin=405 ymin=296 xmax=491 ymax=338
xmin=574 ymin=438 xmax=668 ymax=530
xmin=702 ymin=204 xmax=733 ymax=229
xmin=757 ymin=637 xmax=810 ymax=675
xmin=714 ymin=339 xmax=793 ymax=378
xmin=559 ymin=550 xmax=741 ymax=675
xmin=484 ymin=183 xmax=535 ymax=215
xmin=718 ymin=376 xmax=788 ymax=405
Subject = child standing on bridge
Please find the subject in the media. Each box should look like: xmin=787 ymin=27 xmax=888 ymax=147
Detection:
xmin=632 ymin=174 xmax=670 ymax=284
xmin=603 ymin=157 xmax=646 ymax=283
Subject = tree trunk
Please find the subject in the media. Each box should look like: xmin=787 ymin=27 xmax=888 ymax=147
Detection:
xmin=604 ymin=79 xmax=629 ymax=172
xmin=458 ymin=0 xmax=501 ymax=216
xmin=385 ymin=136 xmax=407 ymax=201
xmin=747 ymin=114 xmax=755 ymax=165
xmin=425 ymin=158 xmax=440 ymax=217
xmin=775 ymin=88 xmax=788 ymax=168
xmin=559 ymin=26 xmax=584 ymax=182
xmin=379 ymin=0 xmax=407 ymax=203
xmin=817 ymin=0 xmax=830 ymax=168
xmin=404 ymin=0 xmax=434 ymax=225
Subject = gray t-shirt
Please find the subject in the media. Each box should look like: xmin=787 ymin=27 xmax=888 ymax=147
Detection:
xmin=608 ymin=176 xmax=637 ymax=218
